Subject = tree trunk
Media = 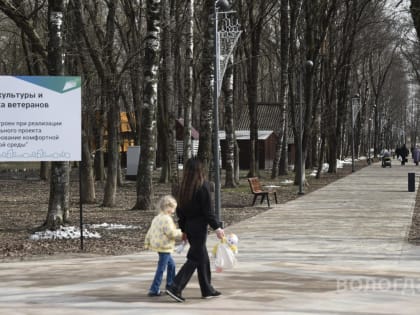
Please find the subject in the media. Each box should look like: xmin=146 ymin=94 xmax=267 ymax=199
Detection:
xmin=93 ymin=110 xmax=106 ymax=181
xmin=81 ymin=128 xmax=96 ymax=203
xmin=40 ymin=162 xmax=50 ymax=180
xmin=183 ymin=0 xmax=194 ymax=166
xmin=44 ymin=0 xmax=70 ymax=229
xmin=134 ymin=0 xmax=161 ymax=210
xmin=223 ymin=57 xmax=236 ymax=188
xmin=102 ymin=1 xmax=119 ymax=207
xmin=120 ymin=0 xmax=143 ymax=148
xmin=162 ymin=0 xmax=179 ymax=194
xmin=46 ymin=162 xmax=71 ymax=229
xmin=102 ymin=84 xmax=119 ymax=207
xmin=68 ymin=0 xmax=96 ymax=203
xmin=234 ymin=140 xmax=240 ymax=184
xmin=197 ymin=0 xmax=214 ymax=171
xmin=272 ymin=0 xmax=289 ymax=178
xmin=301 ymin=0 xmax=337 ymax=178
xmin=288 ymin=0 xmax=302 ymax=184
xmin=279 ymin=118 xmax=289 ymax=176
xmin=245 ymin=1 xmax=264 ymax=177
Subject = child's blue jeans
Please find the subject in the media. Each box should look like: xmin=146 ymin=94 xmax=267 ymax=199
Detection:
xmin=149 ymin=252 xmax=176 ymax=294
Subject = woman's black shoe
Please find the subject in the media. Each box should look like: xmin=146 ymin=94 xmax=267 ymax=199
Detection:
xmin=166 ymin=288 xmax=185 ymax=302
xmin=202 ymin=290 xmax=221 ymax=299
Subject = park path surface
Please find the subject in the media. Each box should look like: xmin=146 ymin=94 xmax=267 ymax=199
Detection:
xmin=1 ymin=161 xmax=420 ymax=315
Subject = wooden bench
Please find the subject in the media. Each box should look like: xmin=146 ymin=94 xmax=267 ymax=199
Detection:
xmin=247 ymin=177 xmax=278 ymax=207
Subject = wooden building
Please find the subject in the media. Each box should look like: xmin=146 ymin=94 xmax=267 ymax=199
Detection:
xmin=219 ymin=130 xmax=278 ymax=169
xmin=219 ymin=103 xmax=295 ymax=170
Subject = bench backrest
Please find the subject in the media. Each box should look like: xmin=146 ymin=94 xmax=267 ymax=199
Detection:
xmin=248 ymin=177 xmax=263 ymax=193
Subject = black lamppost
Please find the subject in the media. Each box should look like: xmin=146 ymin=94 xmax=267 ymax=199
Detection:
xmin=351 ymin=94 xmax=360 ymax=172
xmin=368 ymin=117 xmax=372 ymax=164
xmin=298 ymin=60 xmax=313 ymax=195
xmin=367 ymin=104 xmax=375 ymax=165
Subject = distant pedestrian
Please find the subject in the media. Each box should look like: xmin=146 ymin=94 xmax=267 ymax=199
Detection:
xmin=398 ymin=144 xmax=409 ymax=166
xmin=413 ymin=146 xmax=420 ymax=166
xmin=144 ymin=195 xmax=183 ymax=297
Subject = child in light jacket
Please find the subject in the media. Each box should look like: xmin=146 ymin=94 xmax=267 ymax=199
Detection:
xmin=144 ymin=195 xmax=183 ymax=296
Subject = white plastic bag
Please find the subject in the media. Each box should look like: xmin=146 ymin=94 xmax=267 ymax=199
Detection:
xmin=175 ymin=241 xmax=187 ymax=254
xmin=214 ymin=242 xmax=237 ymax=272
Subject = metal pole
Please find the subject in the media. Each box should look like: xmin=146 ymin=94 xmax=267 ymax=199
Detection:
xmin=351 ymin=95 xmax=359 ymax=171
xmin=368 ymin=118 xmax=371 ymax=165
xmin=351 ymin=99 xmax=355 ymax=172
xmin=298 ymin=65 xmax=304 ymax=195
xmin=213 ymin=2 xmax=222 ymax=225
xmin=79 ymin=164 xmax=84 ymax=250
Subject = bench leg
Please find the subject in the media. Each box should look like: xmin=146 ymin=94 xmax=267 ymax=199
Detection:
xmin=252 ymin=194 xmax=258 ymax=206
xmin=266 ymin=193 xmax=270 ymax=207
xmin=274 ymin=192 xmax=278 ymax=204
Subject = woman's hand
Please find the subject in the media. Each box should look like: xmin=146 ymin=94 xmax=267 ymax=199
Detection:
xmin=215 ymin=228 xmax=224 ymax=239
xmin=182 ymin=232 xmax=188 ymax=242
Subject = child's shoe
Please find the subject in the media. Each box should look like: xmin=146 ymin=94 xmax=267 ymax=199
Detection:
xmin=147 ymin=291 xmax=161 ymax=297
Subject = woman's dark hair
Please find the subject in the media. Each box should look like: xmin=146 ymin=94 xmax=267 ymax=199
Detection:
xmin=178 ymin=158 xmax=205 ymax=208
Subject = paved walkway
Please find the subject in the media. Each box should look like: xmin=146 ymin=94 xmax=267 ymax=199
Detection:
xmin=1 ymin=161 xmax=420 ymax=314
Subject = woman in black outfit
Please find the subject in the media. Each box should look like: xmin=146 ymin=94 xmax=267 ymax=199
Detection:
xmin=166 ymin=158 xmax=224 ymax=302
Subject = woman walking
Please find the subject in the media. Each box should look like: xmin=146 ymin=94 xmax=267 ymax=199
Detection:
xmin=166 ymin=158 xmax=224 ymax=302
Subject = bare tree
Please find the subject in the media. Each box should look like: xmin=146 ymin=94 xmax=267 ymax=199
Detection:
xmin=134 ymin=0 xmax=162 ymax=210
xmin=183 ymin=0 xmax=194 ymax=166
xmin=66 ymin=0 xmax=96 ymax=203
xmin=223 ymin=57 xmax=237 ymax=187
xmin=160 ymin=0 xmax=179 ymax=193
xmin=119 ymin=0 xmax=144 ymax=149
xmin=197 ymin=0 xmax=214 ymax=171
xmin=272 ymin=0 xmax=290 ymax=178
xmin=241 ymin=0 xmax=276 ymax=177
xmin=44 ymin=0 xmax=71 ymax=230
xmin=72 ymin=0 xmax=123 ymax=206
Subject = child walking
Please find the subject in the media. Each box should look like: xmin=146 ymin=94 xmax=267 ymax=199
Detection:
xmin=144 ymin=195 xmax=183 ymax=297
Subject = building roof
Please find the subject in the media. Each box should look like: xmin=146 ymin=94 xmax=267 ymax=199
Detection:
xmin=236 ymin=103 xmax=283 ymax=131
xmin=236 ymin=103 xmax=295 ymax=143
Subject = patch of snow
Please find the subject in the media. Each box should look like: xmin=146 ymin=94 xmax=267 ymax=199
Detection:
xmin=280 ymin=179 xmax=293 ymax=185
xmin=29 ymin=226 xmax=101 ymax=241
xmin=309 ymin=163 xmax=329 ymax=177
xmin=337 ymin=159 xmax=345 ymax=168
xmin=86 ymin=223 xmax=139 ymax=230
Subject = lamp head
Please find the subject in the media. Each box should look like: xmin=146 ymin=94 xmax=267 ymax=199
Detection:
xmin=216 ymin=0 xmax=230 ymax=11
